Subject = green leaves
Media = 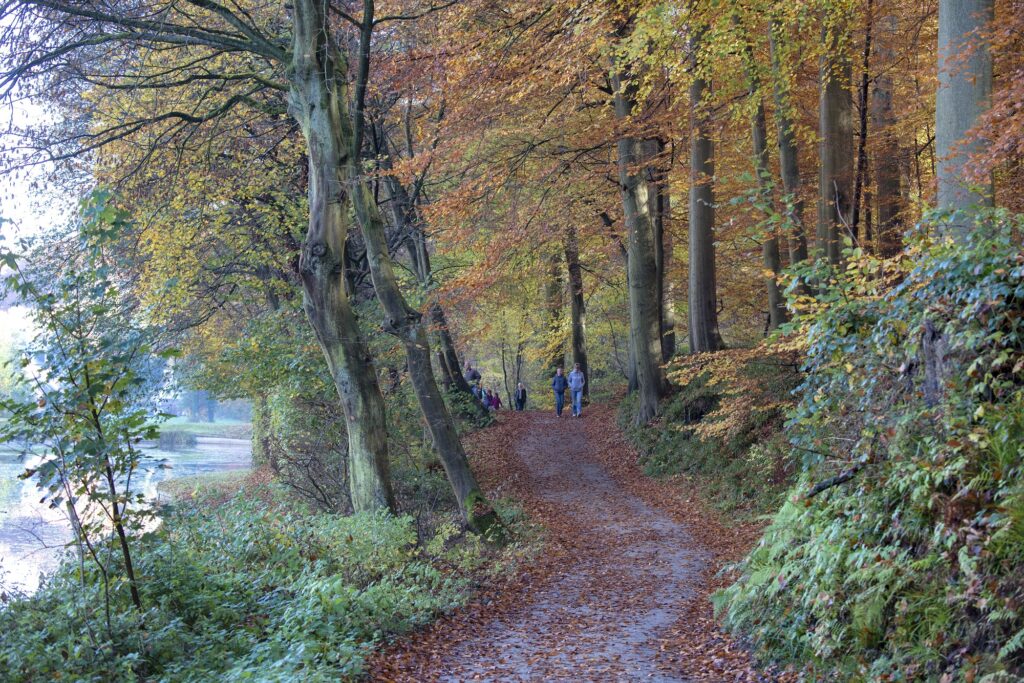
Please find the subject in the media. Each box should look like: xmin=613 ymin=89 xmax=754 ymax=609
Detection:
xmin=718 ymin=207 xmax=1024 ymax=680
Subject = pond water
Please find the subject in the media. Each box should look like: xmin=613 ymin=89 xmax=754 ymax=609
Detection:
xmin=0 ymin=437 xmax=252 ymax=594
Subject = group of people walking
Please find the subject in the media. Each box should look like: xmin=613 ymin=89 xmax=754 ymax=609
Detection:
xmin=464 ymin=362 xmax=527 ymax=412
xmin=462 ymin=361 xmax=586 ymax=417
xmin=551 ymin=363 xmax=586 ymax=417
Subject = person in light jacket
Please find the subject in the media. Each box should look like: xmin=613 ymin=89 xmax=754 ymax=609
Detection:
xmin=551 ymin=367 xmax=569 ymax=417
xmin=567 ymin=363 xmax=586 ymax=417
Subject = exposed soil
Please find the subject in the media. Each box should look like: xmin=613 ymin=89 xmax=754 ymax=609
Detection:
xmin=370 ymin=404 xmax=790 ymax=682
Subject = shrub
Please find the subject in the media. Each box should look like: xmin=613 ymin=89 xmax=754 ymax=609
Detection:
xmin=717 ymin=209 xmax=1024 ymax=681
xmin=0 ymin=485 xmax=481 ymax=682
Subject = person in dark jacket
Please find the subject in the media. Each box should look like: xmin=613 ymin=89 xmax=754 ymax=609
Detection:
xmin=463 ymin=361 xmax=481 ymax=385
xmin=489 ymin=389 xmax=502 ymax=411
xmin=514 ymin=383 xmax=527 ymax=411
xmin=551 ymin=367 xmax=569 ymax=417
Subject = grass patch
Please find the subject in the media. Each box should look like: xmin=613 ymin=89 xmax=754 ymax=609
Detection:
xmin=156 ymin=469 xmax=253 ymax=504
xmin=159 ymin=417 xmax=252 ymax=440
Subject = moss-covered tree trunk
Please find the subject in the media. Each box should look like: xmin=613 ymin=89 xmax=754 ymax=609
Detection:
xmin=377 ymin=149 xmax=473 ymax=395
xmin=351 ymin=175 xmax=502 ymax=535
xmin=287 ymin=0 xmax=395 ymax=514
xmin=345 ymin=0 xmax=501 ymax=536
xmin=250 ymin=392 xmax=281 ymax=473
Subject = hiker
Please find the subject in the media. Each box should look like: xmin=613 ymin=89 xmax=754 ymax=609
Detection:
xmin=488 ymin=389 xmax=502 ymax=411
xmin=514 ymin=382 xmax=527 ymax=411
xmin=463 ymin=361 xmax=481 ymax=385
xmin=551 ymin=366 xmax=569 ymax=417
xmin=470 ymin=382 xmax=482 ymax=400
xmin=480 ymin=387 xmax=492 ymax=409
xmin=568 ymin=362 xmax=586 ymax=417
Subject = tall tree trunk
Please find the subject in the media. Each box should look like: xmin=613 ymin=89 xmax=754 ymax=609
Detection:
xmin=345 ymin=1 xmax=501 ymax=536
xmin=743 ymin=27 xmax=789 ymax=331
xmin=872 ymin=13 xmax=903 ymax=257
xmin=546 ymin=252 xmax=566 ymax=373
xmin=851 ymin=0 xmax=874 ymax=243
xmin=936 ymin=0 xmax=994 ymax=224
xmin=817 ymin=20 xmax=855 ymax=265
xmin=288 ymin=0 xmax=395 ymax=514
xmin=351 ymin=179 xmax=501 ymax=534
xmin=377 ymin=138 xmax=474 ymax=396
xmin=611 ymin=63 xmax=664 ymax=423
xmin=643 ymin=138 xmax=676 ymax=362
xmin=769 ymin=23 xmax=810 ymax=267
xmin=752 ymin=98 xmax=789 ymax=331
xmin=688 ymin=28 xmax=725 ymax=353
xmin=564 ymin=224 xmax=590 ymax=401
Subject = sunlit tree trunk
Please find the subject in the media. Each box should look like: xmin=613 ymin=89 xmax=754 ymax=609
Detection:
xmin=288 ymin=0 xmax=395 ymax=514
xmin=936 ymin=0 xmax=993 ymax=223
xmin=688 ymin=27 xmax=724 ymax=353
xmin=564 ymin=224 xmax=590 ymax=401
xmin=817 ymin=20 xmax=855 ymax=265
xmin=611 ymin=63 xmax=665 ymax=423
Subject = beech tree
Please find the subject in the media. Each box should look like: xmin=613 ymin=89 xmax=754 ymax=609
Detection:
xmin=687 ymin=23 xmax=724 ymax=353
xmin=0 ymin=0 xmax=506 ymax=531
xmin=611 ymin=54 xmax=666 ymax=423
xmin=817 ymin=12 xmax=855 ymax=266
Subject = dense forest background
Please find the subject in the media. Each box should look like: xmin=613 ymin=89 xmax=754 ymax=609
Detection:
xmin=1 ymin=0 xmax=1023 ymax=680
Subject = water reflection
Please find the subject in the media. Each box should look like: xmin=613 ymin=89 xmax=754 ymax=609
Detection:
xmin=0 ymin=437 xmax=251 ymax=594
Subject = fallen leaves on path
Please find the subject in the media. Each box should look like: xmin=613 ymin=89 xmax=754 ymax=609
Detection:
xmin=368 ymin=403 xmax=795 ymax=682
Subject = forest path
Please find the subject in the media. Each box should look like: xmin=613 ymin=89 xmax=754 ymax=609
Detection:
xmin=371 ymin=403 xmax=779 ymax=682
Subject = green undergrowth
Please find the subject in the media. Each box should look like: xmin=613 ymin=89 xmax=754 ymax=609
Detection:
xmin=0 ymin=484 xmax=536 ymax=682
xmin=618 ymin=353 xmax=800 ymax=517
xmin=717 ymin=210 xmax=1024 ymax=681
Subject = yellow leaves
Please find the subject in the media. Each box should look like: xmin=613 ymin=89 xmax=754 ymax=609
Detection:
xmin=666 ymin=343 xmax=801 ymax=443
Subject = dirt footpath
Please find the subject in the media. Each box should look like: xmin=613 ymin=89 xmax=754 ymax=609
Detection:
xmin=371 ymin=404 xmax=786 ymax=682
